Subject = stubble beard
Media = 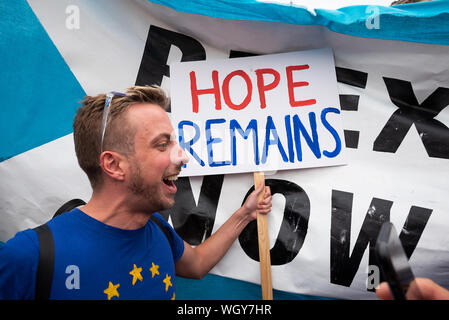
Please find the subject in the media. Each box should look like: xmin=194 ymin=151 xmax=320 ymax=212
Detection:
xmin=128 ymin=160 xmax=174 ymax=213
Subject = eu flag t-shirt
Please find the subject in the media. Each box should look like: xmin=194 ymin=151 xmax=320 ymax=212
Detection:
xmin=0 ymin=208 xmax=184 ymax=300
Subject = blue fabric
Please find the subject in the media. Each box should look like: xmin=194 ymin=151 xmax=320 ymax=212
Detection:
xmin=0 ymin=0 xmax=86 ymax=162
xmin=0 ymin=209 xmax=184 ymax=300
xmin=148 ymin=0 xmax=449 ymax=45
xmin=177 ymin=274 xmax=335 ymax=300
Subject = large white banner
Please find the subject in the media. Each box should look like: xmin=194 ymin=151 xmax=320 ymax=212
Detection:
xmin=1 ymin=0 xmax=449 ymax=299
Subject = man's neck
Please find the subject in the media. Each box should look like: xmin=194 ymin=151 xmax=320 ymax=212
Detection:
xmin=81 ymin=188 xmax=152 ymax=230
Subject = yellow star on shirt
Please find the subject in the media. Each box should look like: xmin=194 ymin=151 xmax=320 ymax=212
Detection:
xmin=149 ymin=262 xmax=160 ymax=278
xmin=129 ymin=264 xmax=143 ymax=286
xmin=104 ymin=281 xmax=120 ymax=300
xmin=163 ymin=274 xmax=172 ymax=292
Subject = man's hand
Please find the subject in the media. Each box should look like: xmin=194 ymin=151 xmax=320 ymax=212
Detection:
xmin=376 ymin=278 xmax=449 ymax=300
xmin=242 ymin=183 xmax=272 ymax=220
xmin=175 ymin=182 xmax=272 ymax=279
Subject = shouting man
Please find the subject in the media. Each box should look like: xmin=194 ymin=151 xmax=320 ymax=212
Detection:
xmin=0 ymin=85 xmax=271 ymax=300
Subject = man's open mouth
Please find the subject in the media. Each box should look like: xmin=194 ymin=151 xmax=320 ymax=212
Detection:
xmin=162 ymin=174 xmax=178 ymax=193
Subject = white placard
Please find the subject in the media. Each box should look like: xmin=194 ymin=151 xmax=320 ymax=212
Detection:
xmin=170 ymin=48 xmax=346 ymax=176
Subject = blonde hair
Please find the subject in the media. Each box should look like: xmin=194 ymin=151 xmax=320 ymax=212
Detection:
xmin=73 ymin=85 xmax=169 ymax=189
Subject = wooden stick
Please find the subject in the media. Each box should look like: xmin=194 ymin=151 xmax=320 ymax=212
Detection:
xmin=254 ymin=171 xmax=273 ymax=300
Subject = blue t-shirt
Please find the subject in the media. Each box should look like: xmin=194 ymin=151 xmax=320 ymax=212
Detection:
xmin=0 ymin=209 xmax=184 ymax=300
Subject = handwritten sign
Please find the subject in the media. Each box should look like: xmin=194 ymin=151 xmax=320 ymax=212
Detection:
xmin=170 ymin=48 xmax=346 ymax=176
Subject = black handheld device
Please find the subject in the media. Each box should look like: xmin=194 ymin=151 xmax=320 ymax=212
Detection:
xmin=375 ymin=222 xmax=421 ymax=300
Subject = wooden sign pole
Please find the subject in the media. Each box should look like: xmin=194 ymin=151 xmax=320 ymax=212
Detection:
xmin=254 ymin=171 xmax=273 ymax=300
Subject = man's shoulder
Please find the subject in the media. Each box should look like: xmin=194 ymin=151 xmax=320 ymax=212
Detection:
xmin=150 ymin=213 xmax=185 ymax=263
xmin=150 ymin=213 xmax=176 ymax=235
xmin=45 ymin=209 xmax=83 ymax=232
xmin=150 ymin=212 xmax=169 ymax=225
xmin=0 ymin=228 xmax=40 ymax=297
xmin=0 ymin=228 xmax=40 ymax=261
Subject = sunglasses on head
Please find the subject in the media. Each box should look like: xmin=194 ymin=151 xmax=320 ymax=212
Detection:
xmin=99 ymin=91 xmax=127 ymax=154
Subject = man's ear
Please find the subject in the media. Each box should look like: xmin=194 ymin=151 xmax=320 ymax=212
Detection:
xmin=99 ymin=151 xmax=127 ymax=181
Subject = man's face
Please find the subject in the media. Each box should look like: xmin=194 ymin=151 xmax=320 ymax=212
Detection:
xmin=125 ymin=103 xmax=188 ymax=213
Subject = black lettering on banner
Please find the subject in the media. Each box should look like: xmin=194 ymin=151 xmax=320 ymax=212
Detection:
xmin=330 ymin=190 xmax=432 ymax=290
xmin=135 ymin=27 xmax=437 ymax=290
xmin=238 ymin=179 xmax=310 ymax=265
xmin=330 ymin=190 xmax=392 ymax=288
xmin=335 ymin=67 xmax=368 ymax=149
xmin=160 ymin=175 xmax=224 ymax=245
xmin=399 ymin=205 xmax=433 ymax=259
xmin=229 ymin=50 xmax=259 ymax=58
xmin=135 ymin=25 xmax=206 ymax=111
xmin=374 ymin=78 xmax=449 ymax=158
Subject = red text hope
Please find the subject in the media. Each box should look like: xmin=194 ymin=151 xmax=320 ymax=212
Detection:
xmin=189 ymin=65 xmax=317 ymax=113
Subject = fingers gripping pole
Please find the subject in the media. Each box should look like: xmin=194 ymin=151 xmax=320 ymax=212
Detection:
xmin=254 ymin=172 xmax=273 ymax=300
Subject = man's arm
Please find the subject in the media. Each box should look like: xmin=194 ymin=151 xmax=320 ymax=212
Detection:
xmin=0 ymin=230 xmax=39 ymax=299
xmin=175 ymin=183 xmax=272 ymax=279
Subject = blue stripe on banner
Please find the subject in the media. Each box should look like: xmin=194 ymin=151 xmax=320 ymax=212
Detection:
xmin=176 ymin=274 xmax=335 ymax=300
xmin=0 ymin=0 xmax=86 ymax=162
xmin=148 ymin=0 xmax=449 ymax=45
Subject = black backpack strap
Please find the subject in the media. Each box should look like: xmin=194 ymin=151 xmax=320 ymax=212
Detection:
xmin=150 ymin=215 xmax=173 ymax=250
xmin=53 ymin=199 xmax=86 ymax=218
xmin=34 ymin=224 xmax=55 ymax=300
xmin=34 ymin=199 xmax=86 ymax=300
